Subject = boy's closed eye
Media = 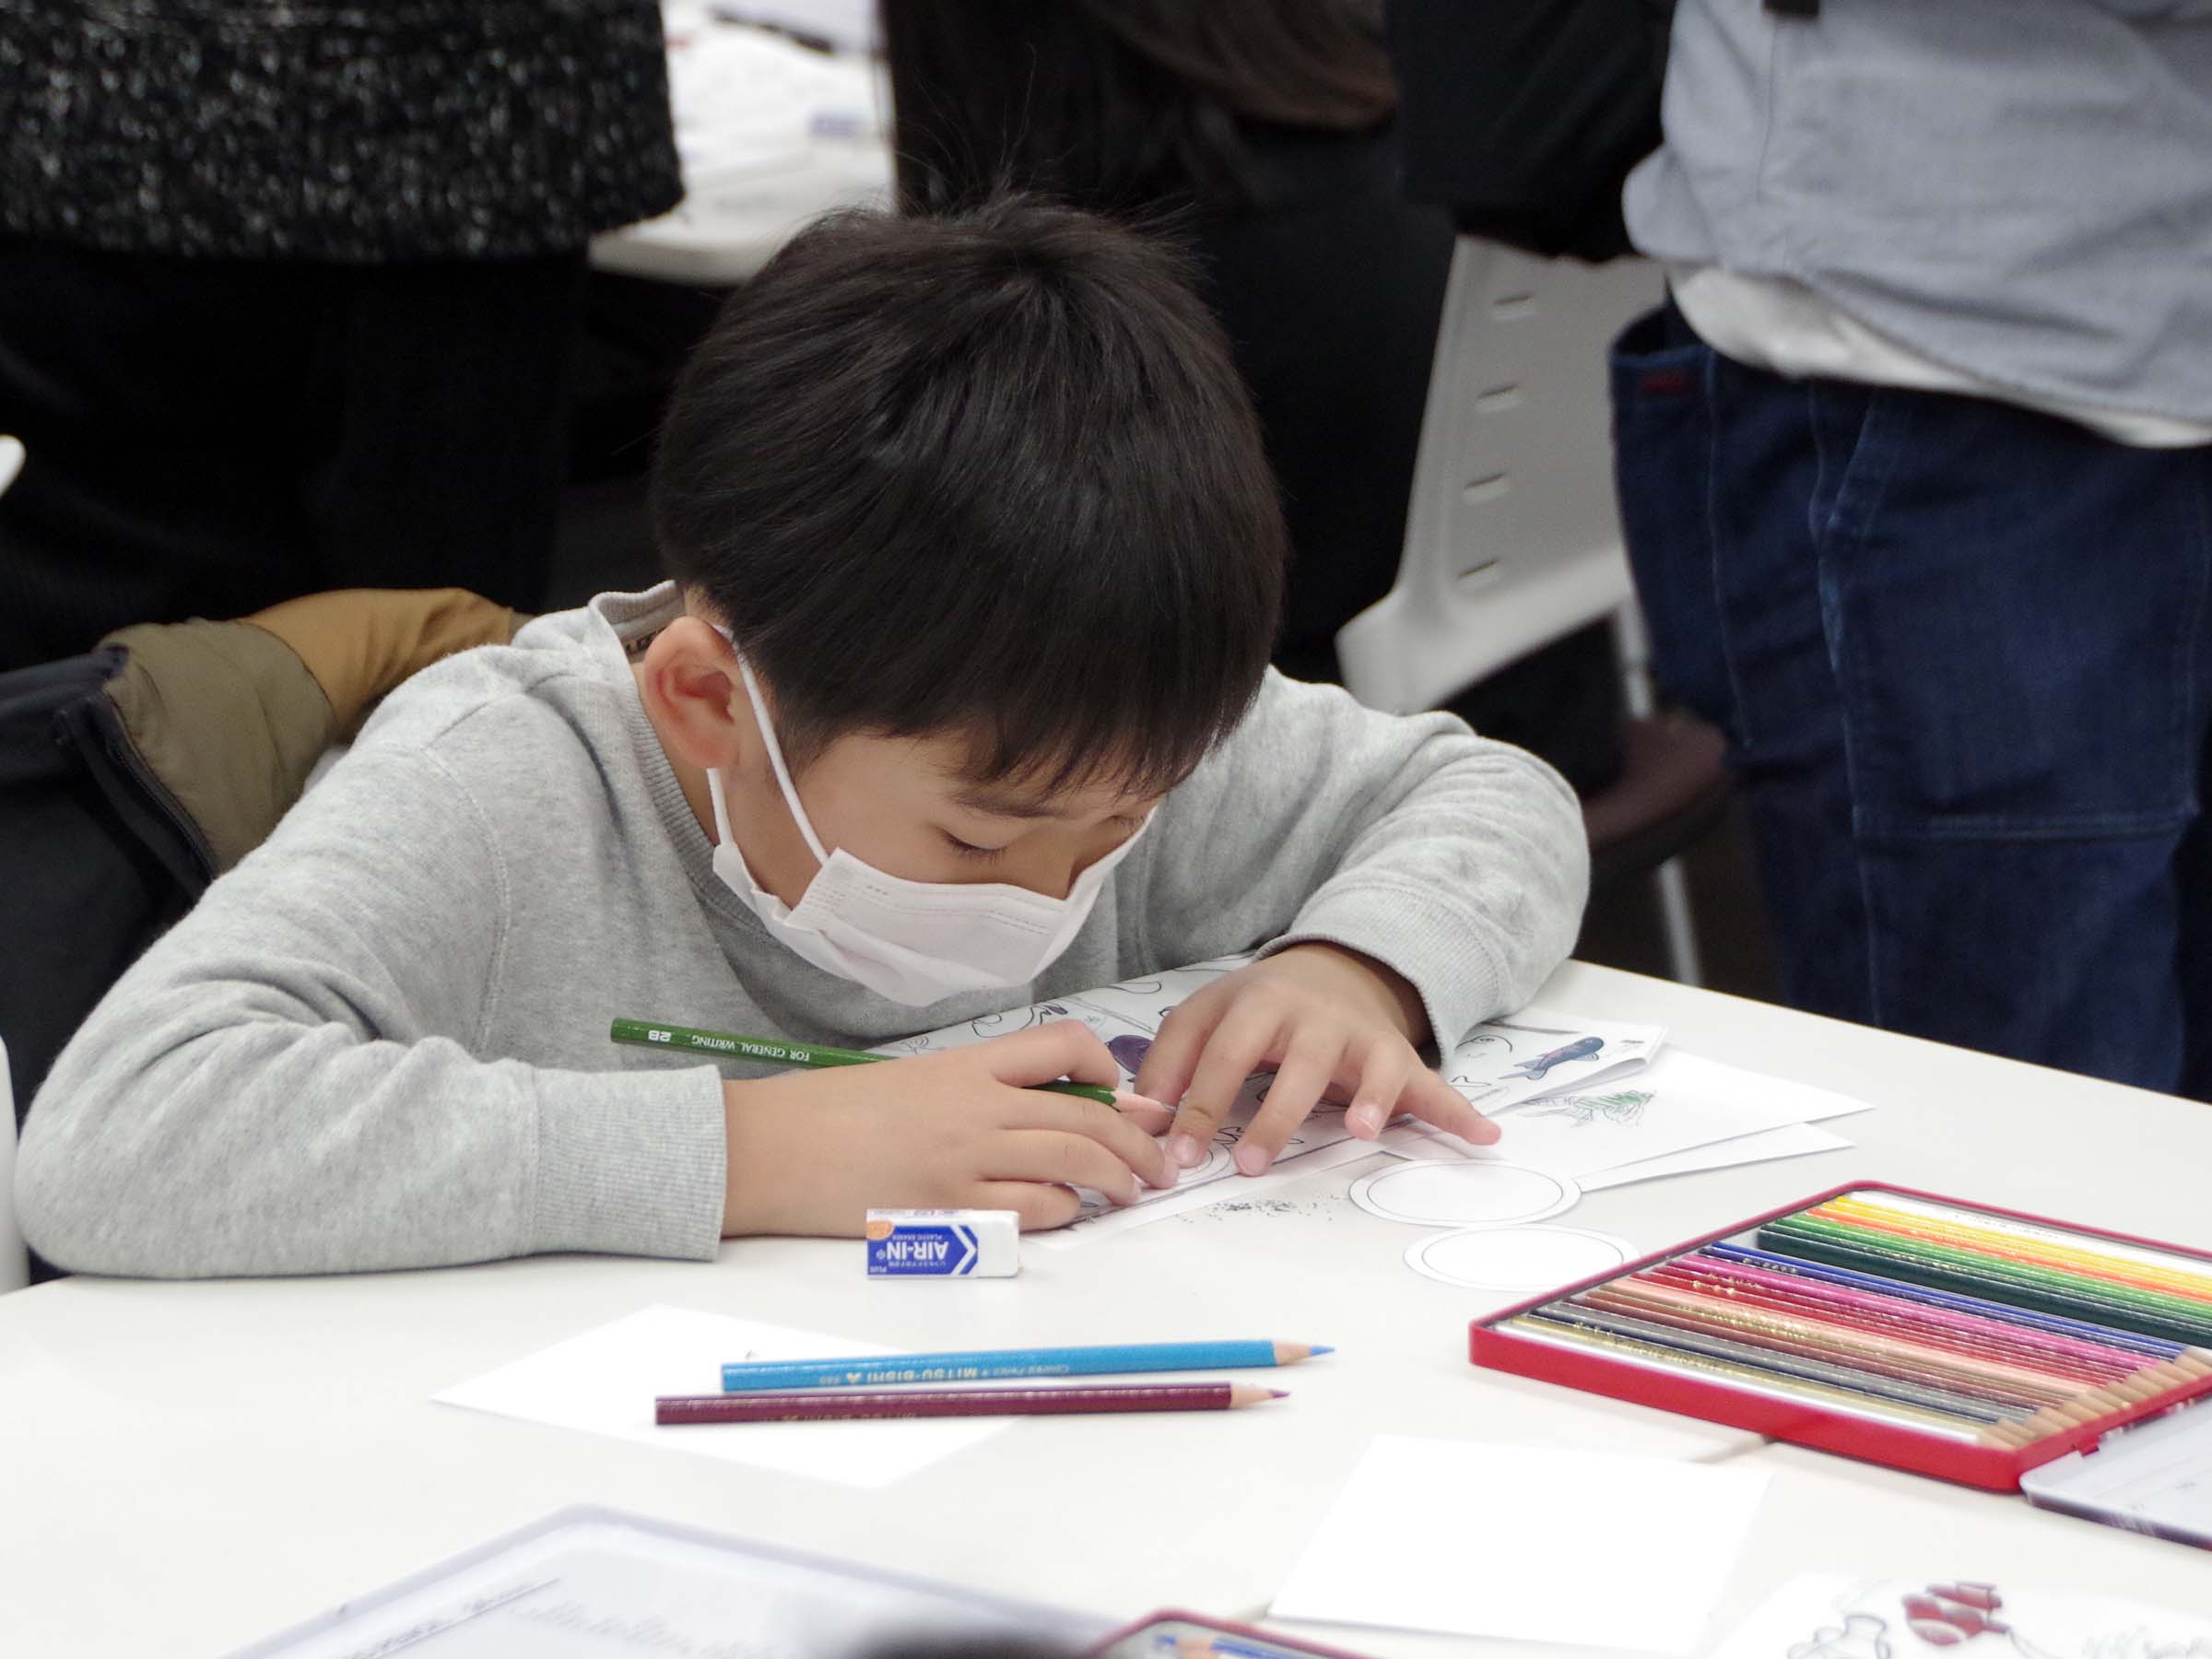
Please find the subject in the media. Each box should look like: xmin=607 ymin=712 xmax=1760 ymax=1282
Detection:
xmin=942 ymin=814 xmax=1147 ymax=859
xmin=942 ymin=831 xmax=1010 ymax=862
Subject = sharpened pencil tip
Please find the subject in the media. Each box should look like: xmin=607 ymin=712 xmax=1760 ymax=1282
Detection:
xmin=1269 ymin=1389 xmax=1288 ymax=1399
xmin=1312 ymin=1345 xmax=1335 ymax=1357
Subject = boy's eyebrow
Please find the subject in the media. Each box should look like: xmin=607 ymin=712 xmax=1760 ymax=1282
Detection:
xmin=949 ymin=785 xmax=1067 ymax=820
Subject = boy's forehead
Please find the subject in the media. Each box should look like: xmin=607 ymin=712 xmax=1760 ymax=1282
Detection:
xmin=946 ymin=774 xmax=1154 ymax=820
xmin=903 ymin=734 xmax=1157 ymax=818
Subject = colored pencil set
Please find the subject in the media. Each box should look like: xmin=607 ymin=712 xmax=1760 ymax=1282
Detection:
xmin=654 ymin=1339 xmax=1323 ymax=1425
xmin=1475 ymin=1183 xmax=2212 ymax=1485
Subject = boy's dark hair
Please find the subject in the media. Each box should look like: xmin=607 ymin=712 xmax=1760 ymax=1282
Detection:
xmin=651 ymin=195 xmax=1287 ymax=794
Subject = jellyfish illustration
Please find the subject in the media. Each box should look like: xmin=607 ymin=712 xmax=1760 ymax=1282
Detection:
xmin=1107 ymin=1033 xmax=1153 ymax=1077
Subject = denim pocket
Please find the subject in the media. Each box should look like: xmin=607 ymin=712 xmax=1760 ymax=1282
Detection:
xmin=1609 ymin=306 xmax=1736 ymax=736
xmin=1820 ymin=396 xmax=2212 ymax=840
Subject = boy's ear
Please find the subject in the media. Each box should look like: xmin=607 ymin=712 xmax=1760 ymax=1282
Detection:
xmin=636 ymin=618 xmax=747 ymax=771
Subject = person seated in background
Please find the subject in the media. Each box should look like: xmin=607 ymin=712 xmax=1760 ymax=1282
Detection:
xmin=18 ymin=198 xmax=1588 ymax=1279
xmin=879 ymin=0 xmax=1628 ymax=796
xmin=0 ymin=0 xmax=680 ymax=671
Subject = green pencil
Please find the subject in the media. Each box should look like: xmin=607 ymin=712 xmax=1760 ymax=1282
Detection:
xmin=610 ymin=1018 xmax=1122 ymax=1108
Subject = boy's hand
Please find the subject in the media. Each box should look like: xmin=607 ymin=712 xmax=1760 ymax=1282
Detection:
xmin=720 ymin=1021 xmax=1174 ymax=1236
xmin=1133 ymin=944 xmax=1500 ymax=1176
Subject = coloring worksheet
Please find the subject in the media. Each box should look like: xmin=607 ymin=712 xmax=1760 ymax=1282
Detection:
xmin=1442 ymin=1006 xmax=1669 ymax=1112
xmin=1386 ymin=1049 xmax=1873 ymax=1182
xmin=881 ymin=957 xmax=1370 ymax=1241
xmin=884 ymin=963 xmax=1685 ymax=1242
xmin=1709 ymin=1573 xmax=2212 ymax=1659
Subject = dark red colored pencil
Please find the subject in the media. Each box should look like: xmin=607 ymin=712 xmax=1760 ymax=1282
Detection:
xmin=655 ymin=1382 xmax=1284 ymax=1424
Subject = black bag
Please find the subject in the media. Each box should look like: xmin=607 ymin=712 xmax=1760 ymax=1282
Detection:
xmin=1386 ymin=0 xmax=1676 ymax=262
xmin=0 ymin=646 xmax=214 ymax=1132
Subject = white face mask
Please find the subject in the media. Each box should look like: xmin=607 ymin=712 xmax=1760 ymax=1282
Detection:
xmin=704 ymin=642 xmax=1150 ymax=1006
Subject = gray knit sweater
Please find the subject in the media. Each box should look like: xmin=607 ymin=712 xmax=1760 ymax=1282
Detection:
xmin=18 ymin=584 xmax=1590 ymax=1277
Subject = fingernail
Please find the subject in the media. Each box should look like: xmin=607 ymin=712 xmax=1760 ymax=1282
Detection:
xmin=1471 ymin=1116 xmax=1503 ymax=1145
xmin=1115 ymin=1090 xmax=1168 ymax=1113
xmin=1233 ymin=1142 xmax=1274 ymax=1177
xmin=1348 ymin=1101 xmax=1386 ymax=1137
xmin=1153 ymin=1161 xmax=1180 ymax=1189
xmin=1168 ymin=1134 xmax=1206 ymax=1168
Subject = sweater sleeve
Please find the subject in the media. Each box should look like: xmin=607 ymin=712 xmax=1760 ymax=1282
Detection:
xmin=2081 ymin=2 xmax=2212 ymax=18
xmin=1128 ymin=673 xmax=1590 ymax=1048
xmin=15 ymin=745 xmax=727 ymax=1278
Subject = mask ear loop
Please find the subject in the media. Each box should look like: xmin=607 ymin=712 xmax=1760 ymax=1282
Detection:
xmin=724 ymin=641 xmax=834 ymax=869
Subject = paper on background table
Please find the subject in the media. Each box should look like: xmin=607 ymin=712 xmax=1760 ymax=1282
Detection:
xmin=1707 ymin=1572 xmax=2212 ymax=1659
xmin=1387 ymin=1049 xmax=1872 ymax=1182
xmin=433 ymin=1305 xmax=1005 ymax=1488
xmin=1269 ymin=1436 xmax=1769 ymax=1653
xmin=1580 ymin=1120 xmax=1854 ymax=1191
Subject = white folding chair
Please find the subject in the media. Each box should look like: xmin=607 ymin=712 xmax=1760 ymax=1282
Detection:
xmin=1 ymin=1037 xmax=26 ymax=1292
xmin=1335 ymin=239 xmax=1709 ymax=983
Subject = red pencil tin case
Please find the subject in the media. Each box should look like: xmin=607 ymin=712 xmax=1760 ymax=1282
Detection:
xmin=1468 ymin=1181 xmax=2212 ymax=1495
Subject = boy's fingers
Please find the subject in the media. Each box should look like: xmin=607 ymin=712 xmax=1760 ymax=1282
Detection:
xmin=979 ymin=1018 xmax=1120 ymax=1090
xmin=1164 ymin=1006 xmax=1279 ymax=1166
xmin=1132 ymin=994 xmax=1222 ymax=1105
xmin=1405 ymin=1066 xmax=1500 ymax=1146
xmin=1112 ymin=1091 xmax=1174 ymax=1133
xmin=1015 ymin=1091 xmax=1174 ymax=1187
xmin=973 ymin=1180 xmax=1085 ymax=1231
xmin=1345 ymin=1043 xmax=1415 ymax=1138
xmin=1237 ymin=1036 xmax=1341 ymax=1173
xmin=988 ymin=1131 xmax=1150 ymax=1206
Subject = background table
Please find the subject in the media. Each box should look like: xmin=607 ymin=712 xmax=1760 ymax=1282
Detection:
xmin=5 ymin=960 xmax=2210 ymax=1656
xmin=591 ymin=4 xmax=892 ymax=286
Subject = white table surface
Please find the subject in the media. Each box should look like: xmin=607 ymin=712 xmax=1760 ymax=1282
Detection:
xmin=6 ymin=960 xmax=2210 ymax=1656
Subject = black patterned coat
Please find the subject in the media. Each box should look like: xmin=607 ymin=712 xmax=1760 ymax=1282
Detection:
xmin=0 ymin=0 xmax=682 ymax=260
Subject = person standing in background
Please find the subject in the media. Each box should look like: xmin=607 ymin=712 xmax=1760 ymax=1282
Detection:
xmin=0 ymin=0 xmax=682 ymax=671
xmin=881 ymin=0 xmax=1627 ymax=796
xmin=1609 ymin=1 xmax=2212 ymax=1090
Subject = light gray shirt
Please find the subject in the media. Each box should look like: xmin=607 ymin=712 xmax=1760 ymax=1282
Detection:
xmin=18 ymin=584 xmax=1589 ymax=1277
xmin=1626 ymin=0 xmax=2212 ymax=427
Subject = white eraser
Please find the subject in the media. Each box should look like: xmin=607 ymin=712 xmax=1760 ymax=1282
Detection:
xmin=865 ymin=1209 xmax=1020 ymax=1277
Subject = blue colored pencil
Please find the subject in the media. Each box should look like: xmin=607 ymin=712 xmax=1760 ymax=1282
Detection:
xmin=720 ymin=1339 xmax=1330 ymax=1393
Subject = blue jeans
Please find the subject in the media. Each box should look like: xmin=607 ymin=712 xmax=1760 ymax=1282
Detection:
xmin=1610 ymin=305 xmax=2212 ymax=1094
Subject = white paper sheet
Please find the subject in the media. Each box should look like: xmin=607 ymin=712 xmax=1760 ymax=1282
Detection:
xmin=1707 ymin=1572 xmax=2212 ymax=1659
xmin=1442 ymin=1006 xmax=1668 ymax=1112
xmin=1348 ymin=1160 xmax=1581 ymax=1228
xmin=1403 ymin=1226 xmax=1636 ymax=1292
xmin=433 ymin=1306 xmax=1005 ymax=1488
xmin=1580 ymin=1120 xmax=1854 ymax=1190
xmin=1269 ymin=1437 xmax=1769 ymax=1653
xmin=1385 ymin=1049 xmax=1871 ymax=1182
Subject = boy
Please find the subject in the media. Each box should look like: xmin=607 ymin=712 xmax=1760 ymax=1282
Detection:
xmin=18 ymin=199 xmax=1588 ymax=1277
